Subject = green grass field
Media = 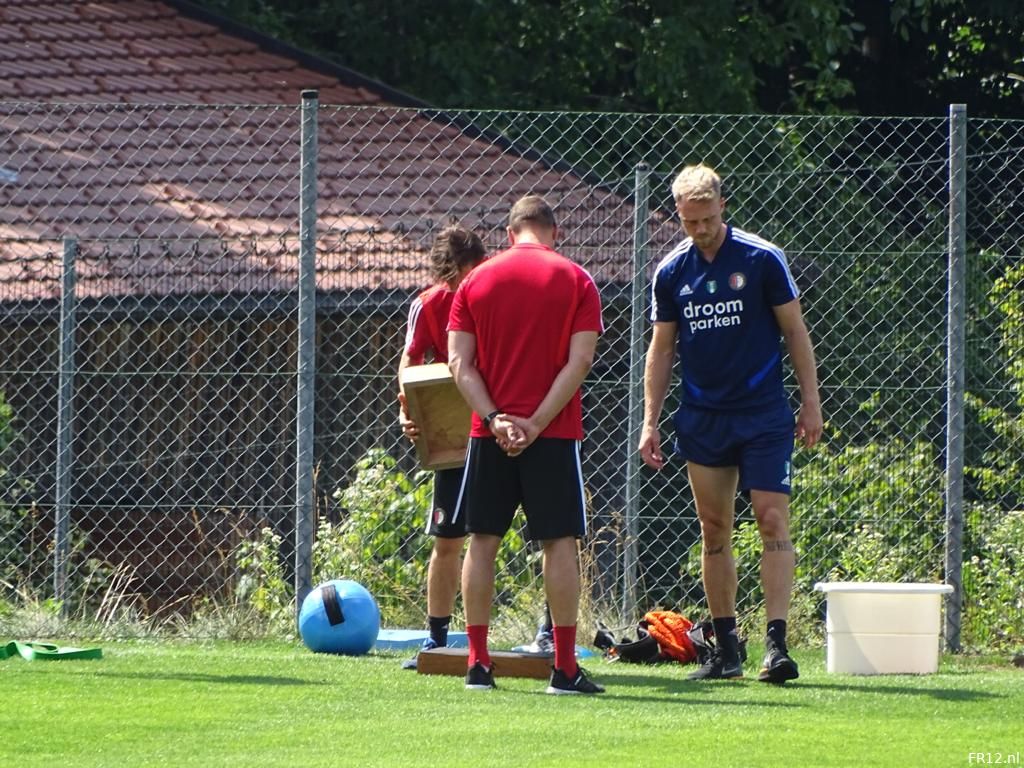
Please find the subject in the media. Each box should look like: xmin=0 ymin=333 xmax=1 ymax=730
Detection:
xmin=2 ymin=640 xmax=1021 ymax=768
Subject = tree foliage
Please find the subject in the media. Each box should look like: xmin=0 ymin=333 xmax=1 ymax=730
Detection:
xmin=200 ymin=0 xmax=1022 ymax=116
xmin=843 ymin=0 xmax=1023 ymax=117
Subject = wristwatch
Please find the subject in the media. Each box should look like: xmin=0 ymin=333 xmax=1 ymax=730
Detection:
xmin=482 ymin=410 xmax=500 ymax=429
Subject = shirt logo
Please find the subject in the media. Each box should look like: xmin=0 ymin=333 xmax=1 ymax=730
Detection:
xmin=680 ymin=284 xmax=693 ymax=295
xmin=683 ymin=298 xmax=744 ymax=333
xmin=729 ymin=272 xmax=747 ymax=290
xmin=706 ymin=280 xmax=717 ymax=294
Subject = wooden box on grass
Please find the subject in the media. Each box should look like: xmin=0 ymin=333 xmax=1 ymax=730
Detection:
xmin=416 ymin=647 xmax=553 ymax=679
xmin=401 ymin=363 xmax=472 ymax=470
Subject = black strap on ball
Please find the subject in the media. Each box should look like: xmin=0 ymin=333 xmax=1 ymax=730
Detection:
xmin=321 ymin=583 xmax=346 ymax=626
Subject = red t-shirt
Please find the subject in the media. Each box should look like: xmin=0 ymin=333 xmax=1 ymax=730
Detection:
xmin=404 ymin=283 xmax=454 ymax=364
xmin=448 ymin=242 xmax=603 ymax=439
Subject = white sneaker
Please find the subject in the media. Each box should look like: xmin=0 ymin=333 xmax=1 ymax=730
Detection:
xmin=522 ymin=628 xmax=554 ymax=655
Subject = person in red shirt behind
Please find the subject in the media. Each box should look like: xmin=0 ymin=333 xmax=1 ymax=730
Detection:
xmin=448 ymin=195 xmax=606 ymax=695
xmin=397 ymin=224 xmax=486 ymax=668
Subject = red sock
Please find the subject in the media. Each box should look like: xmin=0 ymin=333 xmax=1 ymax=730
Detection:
xmin=553 ymin=625 xmax=577 ymax=678
xmin=467 ymin=624 xmax=491 ymax=670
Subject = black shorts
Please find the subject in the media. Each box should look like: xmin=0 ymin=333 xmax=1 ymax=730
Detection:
xmin=426 ymin=467 xmax=468 ymax=539
xmin=457 ymin=437 xmax=587 ymax=541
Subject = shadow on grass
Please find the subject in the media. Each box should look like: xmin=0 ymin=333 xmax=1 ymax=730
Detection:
xmin=793 ymin=681 xmax=1005 ymax=701
xmin=502 ymin=671 xmax=808 ymax=706
xmin=36 ymin=669 xmax=325 ymax=686
xmin=523 ymin=669 xmax=1005 ymax=703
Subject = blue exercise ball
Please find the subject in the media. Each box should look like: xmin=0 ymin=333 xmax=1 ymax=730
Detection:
xmin=299 ymin=579 xmax=380 ymax=655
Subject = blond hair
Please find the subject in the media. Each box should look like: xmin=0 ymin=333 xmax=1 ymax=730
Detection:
xmin=671 ymin=164 xmax=722 ymax=203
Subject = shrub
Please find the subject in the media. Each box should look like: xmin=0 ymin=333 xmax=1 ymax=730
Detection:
xmin=0 ymin=390 xmax=46 ymax=600
xmin=792 ymin=437 xmax=945 ymax=589
xmin=962 ymin=509 xmax=1024 ymax=650
xmin=308 ymin=449 xmax=539 ymax=628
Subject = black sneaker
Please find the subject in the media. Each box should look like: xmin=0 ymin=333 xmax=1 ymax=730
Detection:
xmin=465 ymin=662 xmax=496 ymax=690
xmin=400 ymin=637 xmax=438 ymax=670
xmin=546 ymin=666 xmax=605 ymax=695
xmin=758 ymin=639 xmax=799 ymax=684
xmin=687 ymin=649 xmax=744 ymax=680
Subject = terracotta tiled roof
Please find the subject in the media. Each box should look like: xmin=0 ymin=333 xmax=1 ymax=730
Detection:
xmin=0 ymin=0 xmax=386 ymax=104
xmin=0 ymin=0 xmax=667 ymax=302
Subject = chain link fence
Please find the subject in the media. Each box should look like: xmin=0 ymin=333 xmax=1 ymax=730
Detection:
xmin=1 ymin=99 xmax=1021 ymax=650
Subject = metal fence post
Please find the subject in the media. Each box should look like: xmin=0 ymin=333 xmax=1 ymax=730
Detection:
xmin=944 ymin=104 xmax=967 ymax=652
xmin=295 ymin=89 xmax=319 ymax=617
xmin=624 ymin=163 xmax=651 ymax=619
xmin=54 ymin=237 xmax=77 ymax=613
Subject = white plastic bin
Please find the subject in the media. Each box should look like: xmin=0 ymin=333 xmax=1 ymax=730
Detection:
xmin=813 ymin=582 xmax=953 ymax=675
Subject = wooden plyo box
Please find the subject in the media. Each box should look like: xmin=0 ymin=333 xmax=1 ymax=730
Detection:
xmin=416 ymin=647 xmax=553 ymax=680
xmin=401 ymin=363 xmax=472 ymax=470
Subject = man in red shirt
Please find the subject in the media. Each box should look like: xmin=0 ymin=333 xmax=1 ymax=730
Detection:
xmin=397 ymin=225 xmax=486 ymax=668
xmin=448 ymin=195 xmax=605 ymax=694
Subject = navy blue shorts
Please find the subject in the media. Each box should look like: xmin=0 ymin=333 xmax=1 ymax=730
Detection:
xmin=672 ymin=401 xmax=795 ymax=494
xmin=456 ymin=437 xmax=587 ymax=541
xmin=426 ymin=467 xmax=469 ymax=538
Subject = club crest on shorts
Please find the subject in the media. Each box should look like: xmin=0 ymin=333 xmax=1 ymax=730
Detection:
xmin=433 ymin=507 xmax=446 ymax=526
xmin=729 ymin=272 xmax=746 ymax=290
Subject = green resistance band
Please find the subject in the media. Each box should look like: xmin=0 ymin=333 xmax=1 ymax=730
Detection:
xmin=1 ymin=641 xmax=103 ymax=661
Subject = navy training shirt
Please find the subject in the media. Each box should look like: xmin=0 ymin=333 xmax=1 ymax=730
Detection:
xmin=651 ymin=225 xmax=799 ymax=410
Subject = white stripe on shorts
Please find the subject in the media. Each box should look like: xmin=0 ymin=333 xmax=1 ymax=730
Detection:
xmin=573 ymin=440 xmax=587 ymax=536
xmin=448 ymin=441 xmax=473 ymax=528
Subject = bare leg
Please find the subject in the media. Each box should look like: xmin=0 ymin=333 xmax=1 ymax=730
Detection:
xmin=462 ymin=533 xmax=501 ymax=626
xmin=426 ymin=536 xmax=463 ymax=618
xmin=542 ymin=536 xmax=580 ymax=676
xmin=541 ymin=536 xmax=580 ymax=626
xmin=750 ymin=490 xmax=794 ymax=623
xmin=687 ymin=462 xmax=739 ymax=618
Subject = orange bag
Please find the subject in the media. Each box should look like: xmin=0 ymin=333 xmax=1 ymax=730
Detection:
xmin=642 ymin=610 xmax=698 ymax=663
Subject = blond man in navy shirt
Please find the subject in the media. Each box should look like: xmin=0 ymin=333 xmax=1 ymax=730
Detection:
xmin=640 ymin=164 xmax=822 ymax=683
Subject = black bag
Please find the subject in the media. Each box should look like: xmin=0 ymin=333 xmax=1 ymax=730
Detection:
xmin=594 ymin=618 xmax=748 ymax=665
xmin=593 ymin=622 xmax=663 ymax=664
